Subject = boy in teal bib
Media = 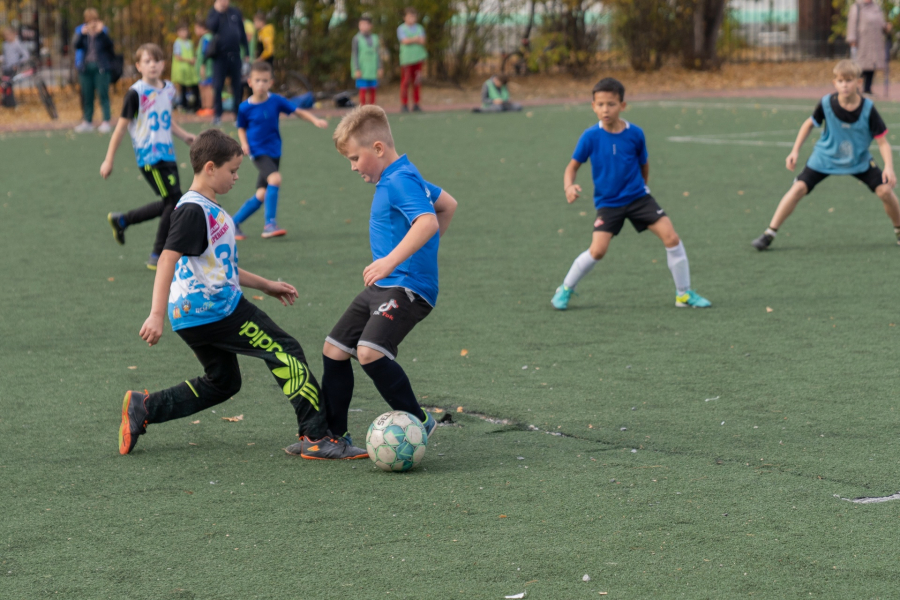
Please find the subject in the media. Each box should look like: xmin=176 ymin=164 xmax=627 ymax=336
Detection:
xmin=397 ymin=7 xmax=426 ymax=112
xmin=352 ymin=15 xmax=382 ymax=106
xmin=752 ymin=60 xmax=900 ymax=250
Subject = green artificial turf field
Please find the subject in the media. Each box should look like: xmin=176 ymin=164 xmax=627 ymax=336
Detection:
xmin=3 ymin=97 xmax=900 ymax=599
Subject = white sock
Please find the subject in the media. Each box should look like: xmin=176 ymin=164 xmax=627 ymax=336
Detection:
xmin=765 ymin=227 xmax=778 ymax=238
xmin=563 ymin=250 xmax=598 ymax=290
xmin=666 ymin=241 xmax=691 ymax=296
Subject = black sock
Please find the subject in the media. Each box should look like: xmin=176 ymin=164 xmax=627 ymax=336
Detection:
xmin=322 ymin=355 xmax=354 ymax=436
xmin=361 ymin=357 xmax=426 ymax=422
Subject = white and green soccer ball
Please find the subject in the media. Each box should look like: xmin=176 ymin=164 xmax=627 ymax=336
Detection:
xmin=366 ymin=411 xmax=428 ymax=472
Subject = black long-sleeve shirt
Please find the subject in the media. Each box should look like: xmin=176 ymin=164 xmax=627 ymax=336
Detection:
xmin=206 ymin=6 xmax=249 ymax=57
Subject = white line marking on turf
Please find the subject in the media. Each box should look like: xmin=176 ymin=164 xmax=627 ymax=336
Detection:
xmin=835 ymin=492 xmax=900 ymax=504
xmin=668 ymin=134 xmax=900 ymax=152
xmin=635 ymin=100 xmax=900 ymax=114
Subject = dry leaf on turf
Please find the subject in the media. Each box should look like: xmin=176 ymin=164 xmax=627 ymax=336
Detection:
xmin=252 ymin=295 xmax=264 ymax=301
xmin=456 ymin=406 xmax=464 ymax=413
xmin=107 ymin=277 xmax=114 ymax=282
xmin=433 ymin=408 xmax=444 ymax=413
xmin=127 ymin=366 xmax=137 ymax=370
xmin=460 ymin=349 xmax=468 ymax=356
xmin=766 ymin=307 xmax=774 ymax=313
xmin=191 ymin=420 xmax=200 ymax=424
xmin=222 ymin=414 xmax=244 ymax=422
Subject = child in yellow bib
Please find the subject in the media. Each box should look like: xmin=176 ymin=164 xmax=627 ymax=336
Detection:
xmin=171 ymin=23 xmax=200 ymax=111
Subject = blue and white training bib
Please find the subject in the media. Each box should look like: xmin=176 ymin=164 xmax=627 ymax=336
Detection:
xmin=128 ymin=80 xmax=177 ymax=168
xmin=168 ymin=192 xmax=242 ymax=331
xmin=807 ymin=94 xmax=875 ymax=175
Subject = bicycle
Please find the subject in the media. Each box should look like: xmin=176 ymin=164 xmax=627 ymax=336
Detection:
xmin=1 ymin=58 xmax=58 ymax=119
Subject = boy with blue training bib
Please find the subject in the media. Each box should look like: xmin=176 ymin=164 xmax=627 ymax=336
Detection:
xmin=752 ymin=60 xmax=900 ymax=250
xmin=118 ymin=129 xmax=366 ymax=460
xmin=552 ymin=78 xmax=710 ymax=310
xmin=295 ymin=105 xmax=458 ymax=454
xmin=233 ymin=61 xmax=328 ymax=240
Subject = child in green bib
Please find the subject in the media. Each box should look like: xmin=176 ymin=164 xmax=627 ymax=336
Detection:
xmin=475 ymin=74 xmax=522 ymax=113
xmin=352 ymin=15 xmax=382 ymax=106
xmin=172 ymin=23 xmax=200 ymax=111
xmin=397 ymin=7 xmax=426 ymax=112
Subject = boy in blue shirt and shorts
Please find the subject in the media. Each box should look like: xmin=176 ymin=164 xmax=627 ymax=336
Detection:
xmin=287 ymin=105 xmax=458 ymax=453
xmin=233 ymin=61 xmax=327 ymax=239
xmin=119 ymin=129 xmax=365 ymax=460
xmin=751 ymin=60 xmax=900 ymax=250
xmin=552 ymin=78 xmax=710 ymax=310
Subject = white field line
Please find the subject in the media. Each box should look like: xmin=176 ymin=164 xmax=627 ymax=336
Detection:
xmin=636 ymin=100 xmax=900 ymax=114
xmin=667 ymin=125 xmax=900 ymax=151
xmin=836 ymin=492 xmax=900 ymax=504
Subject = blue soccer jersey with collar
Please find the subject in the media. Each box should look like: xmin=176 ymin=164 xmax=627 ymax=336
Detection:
xmin=572 ymin=120 xmax=650 ymax=209
xmin=370 ymin=155 xmax=441 ymax=306
xmin=236 ymin=93 xmax=297 ymax=158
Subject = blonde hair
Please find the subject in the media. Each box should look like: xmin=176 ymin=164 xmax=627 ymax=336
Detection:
xmin=834 ymin=59 xmax=862 ymax=80
xmin=333 ymin=105 xmax=395 ymax=154
xmin=83 ymin=8 xmax=99 ymax=21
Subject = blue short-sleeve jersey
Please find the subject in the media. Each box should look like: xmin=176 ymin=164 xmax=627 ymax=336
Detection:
xmin=572 ymin=121 xmax=650 ymax=209
xmin=370 ymin=155 xmax=440 ymax=306
xmin=236 ymin=93 xmax=297 ymax=158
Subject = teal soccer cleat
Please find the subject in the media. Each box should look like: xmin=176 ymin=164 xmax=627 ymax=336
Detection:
xmin=421 ymin=411 xmax=436 ymax=441
xmin=551 ymin=285 xmax=574 ymax=310
xmin=675 ymin=290 xmax=711 ymax=308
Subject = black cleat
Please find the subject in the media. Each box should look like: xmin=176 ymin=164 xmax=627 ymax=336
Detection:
xmin=289 ymin=436 xmax=368 ymax=460
xmin=751 ymin=233 xmax=773 ymax=251
xmin=118 ymin=390 xmax=149 ymax=455
xmin=400 ymin=105 xmax=410 ymax=113
xmin=108 ymin=212 xmax=126 ymax=245
xmin=412 ymin=104 xmax=422 ymax=112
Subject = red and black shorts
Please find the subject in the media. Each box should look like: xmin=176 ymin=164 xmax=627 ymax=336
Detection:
xmin=593 ymin=194 xmax=666 ymax=236
xmin=326 ymin=285 xmax=432 ymax=361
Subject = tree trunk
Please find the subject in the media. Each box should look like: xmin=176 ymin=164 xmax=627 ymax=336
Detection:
xmin=683 ymin=0 xmax=727 ymax=69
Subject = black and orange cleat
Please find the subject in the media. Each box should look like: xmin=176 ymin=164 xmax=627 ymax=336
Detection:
xmin=118 ymin=390 xmax=149 ymax=455
xmin=290 ymin=436 xmax=368 ymax=460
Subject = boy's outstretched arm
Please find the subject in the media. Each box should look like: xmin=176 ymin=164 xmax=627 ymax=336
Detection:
xmin=139 ymin=250 xmax=181 ymax=346
xmin=237 ymin=127 xmax=250 ymax=156
xmin=433 ymin=190 xmax=457 ymax=237
xmin=876 ymin=136 xmax=897 ymax=187
xmin=563 ymin=159 xmax=582 ymax=203
xmin=786 ymin=118 xmax=815 ymax=171
xmin=99 ymin=118 xmax=131 ymax=179
xmin=363 ymin=214 xmax=439 ymax=286
xmin=171 ymin=122 xmax=196 ymax=146
xmin=294 ymin=108 xmax=328 ymax=129
xmin=238 ymin=268 xmax=299 ymax=306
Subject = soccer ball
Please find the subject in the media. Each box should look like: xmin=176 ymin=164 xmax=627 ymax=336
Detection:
xmin=366 ymin=411 xmax=428 ymax=472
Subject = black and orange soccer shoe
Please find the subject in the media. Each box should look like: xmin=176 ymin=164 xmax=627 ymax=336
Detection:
xmin=285 ymin=436 xmax=368 ymax=460
xmin=118 ymin=390 xmax=149 ymax=455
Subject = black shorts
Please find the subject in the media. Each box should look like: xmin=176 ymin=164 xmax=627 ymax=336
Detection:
xmin=253 ymin=155 xmax=280 ymax=190
xmin=593 ymin=194 xmax=666 ymax=236
xmin=326 ymin=285 xmax=433 ymax=361
xmin=140 ymin=161 xmax=181 ymax=200
xmin=797 ymin=162 xmax=884 ymax=194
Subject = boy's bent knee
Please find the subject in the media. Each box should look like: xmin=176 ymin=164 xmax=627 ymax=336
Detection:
xmin=357 ymin=345 xmax=386 ymax=365
xmin=875 ymin=184 xmax=894 ymax=200
xmin=267 ymin=172 xmax=281 ymax=187
xmin=323 ymin=341 xmax=352 ymax=361
xmin=588 ymin=248 xmax=606 ymax=261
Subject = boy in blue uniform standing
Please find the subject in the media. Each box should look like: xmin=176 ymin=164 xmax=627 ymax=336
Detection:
xmin=751 ymin=60 xmax=900 ymax=250
xmin=233 ymin=61 xmax=327 ymax=239
xmin=119 ymin=129 xmax=365 ymax=460
xmin=552 ymin=78 xmax=710 ymax=310
xmin=288 ymin=105 xmax=457 ymax=453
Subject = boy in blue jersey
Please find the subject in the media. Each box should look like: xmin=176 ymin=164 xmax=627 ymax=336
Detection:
xmin=288 ymin=105 xmax=458 ymax=453
xmin=101 ymin=44 xmax=196 ymax=270
xmin=552 ymin=78 xmax=710 ymax=310
xmin=751 ymin=60 xmax=900 ymax=250
xmin=118 ymin=129 xmax=366 ymax=460
xmin=233 ymin=61 xmax=328 ymax=239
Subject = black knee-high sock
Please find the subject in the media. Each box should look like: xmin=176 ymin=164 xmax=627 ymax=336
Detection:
xmin=322 ymin=356 xmax=354 ymax=436
xmin=360 ymin=357 xmax=426 ymax=422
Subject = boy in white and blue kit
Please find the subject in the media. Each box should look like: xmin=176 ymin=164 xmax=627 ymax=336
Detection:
xmin=752 ymin=60 xmax=900 ymax=250
xmin=101 ymin=44 xmax=196 ymax=270
xmin=552 ymin=78 xmax=710 ymax=310
xmin=295 ymin=105 xmax=458 ymax=453
xmin=118 ymin=129 xmax=366 ymax=461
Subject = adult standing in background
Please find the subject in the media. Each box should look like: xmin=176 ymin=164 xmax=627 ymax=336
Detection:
xmin=206 ymin=0 xmax=248 ymax=125
xmin=73 ymin=8 xmax=114 ymax=133
xmin=847 ymin=0 xmax=892 ymax=95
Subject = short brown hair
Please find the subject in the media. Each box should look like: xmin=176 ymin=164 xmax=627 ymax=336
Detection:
xmin=135 ymin=43 xmax=164 ymax=63
xmin=83 ymin=8 xmax=99 ymax=21
xmin=190 ymin=129 xmax=243 ymax=173
xmin=333 ymin=105 xmax=395 ymax=154
xmin=404 ymin=6 xmax=418 ymax=16
xmin=833 ymin=59 xmax=861 ymax=80
xmin=250 ymin=60 xmax=273 ymax=75
xmin=495 ymin=74 xmax=508 ymax=85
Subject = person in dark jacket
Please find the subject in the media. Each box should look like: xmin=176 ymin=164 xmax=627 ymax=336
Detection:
xmin=73 ymin=8 xmax=115 ymax=133
xmin=206 ymin=0 xmax=249 ymax=124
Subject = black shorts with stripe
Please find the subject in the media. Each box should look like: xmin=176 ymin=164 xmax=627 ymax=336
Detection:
xmin=797 ymin=161 xmax=884 ymax=194
xmin=593 ymin=194 xmax=666 ymax=236
xmin=140 ymin=161 xmax=182 ymax=200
